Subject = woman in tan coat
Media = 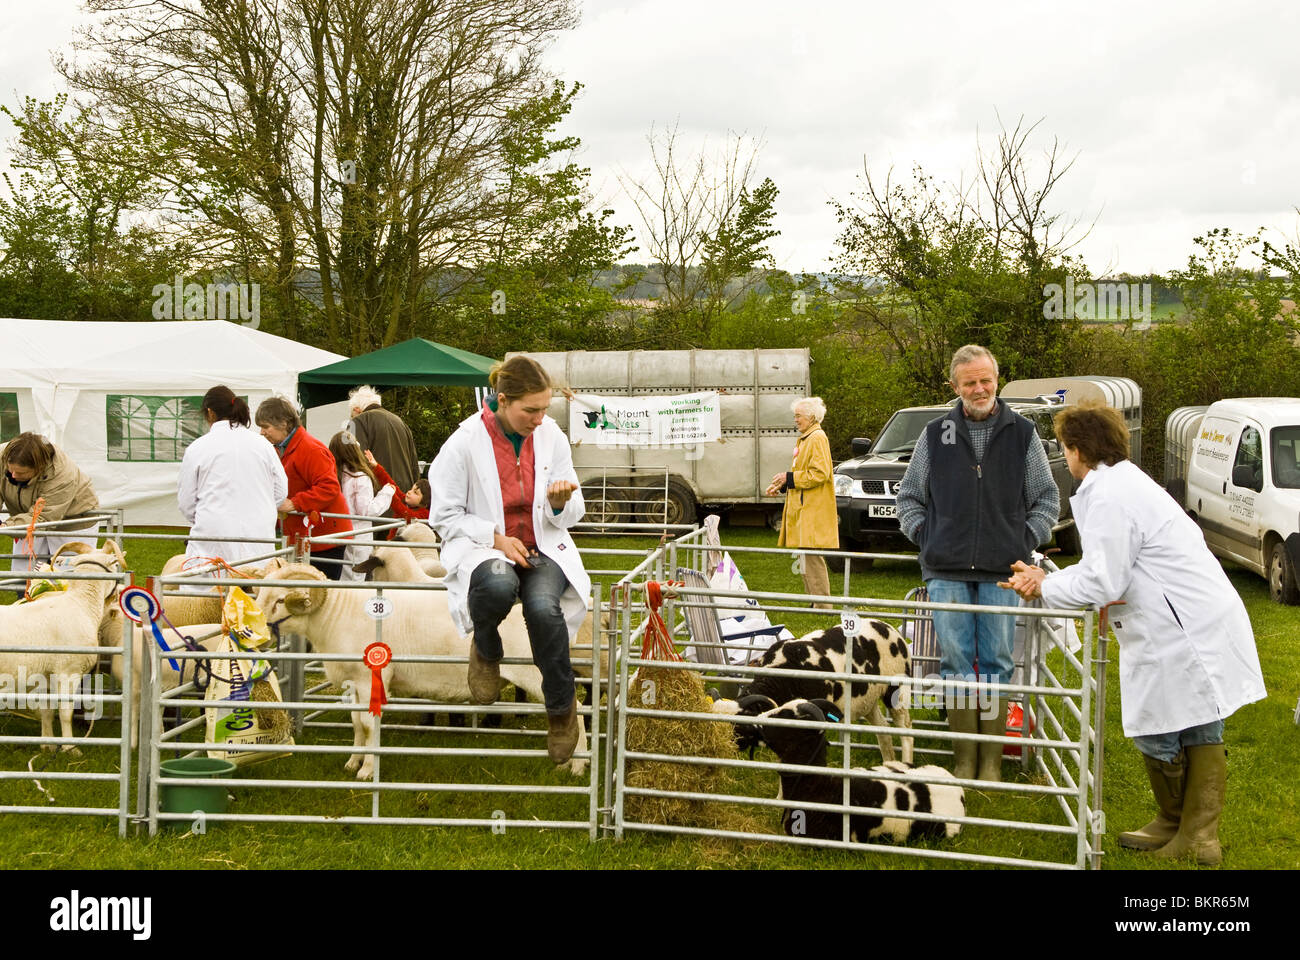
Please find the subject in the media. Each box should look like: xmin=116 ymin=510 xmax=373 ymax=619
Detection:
xmin=767 ymin=397 xmax=838 ymax=609
xmin=1 ymin=432 xmax=101 ymax=578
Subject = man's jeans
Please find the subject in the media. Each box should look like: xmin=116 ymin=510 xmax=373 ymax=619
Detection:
xmin=925 ymin=579 xmax=1019 ymax=700
xmin=467 ymin=554 xmax=574 ymax=714
xmin=1133 ymin=720 xmax=1224 ymax=763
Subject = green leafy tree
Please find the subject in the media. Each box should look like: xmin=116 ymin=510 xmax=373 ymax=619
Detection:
xmin=0 ymin=95 xmax=184 ymax=320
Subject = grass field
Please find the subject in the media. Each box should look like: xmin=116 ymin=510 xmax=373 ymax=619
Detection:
xmin=1 ymin=525 xmax=1296 ymax=870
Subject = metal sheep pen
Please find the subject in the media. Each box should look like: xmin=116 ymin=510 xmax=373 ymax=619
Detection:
xmin=608 ymin=532 xmax=1107 ymax=869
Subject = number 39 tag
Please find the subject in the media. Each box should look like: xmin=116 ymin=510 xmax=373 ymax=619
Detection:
xmin=840 ymin=612 xmax=862 ymax=638
xmin=365 ymin=596 xmax=393 ymax=620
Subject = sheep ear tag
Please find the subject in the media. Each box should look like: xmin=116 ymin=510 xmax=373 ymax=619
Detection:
xmin=364 ymin=642 xmax=392 ymax=716
xmin=120 ymin=586 xmax=180 ymax=673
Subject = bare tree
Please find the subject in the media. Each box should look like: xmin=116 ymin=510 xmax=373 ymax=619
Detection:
xmin=620 ymin=125 xmax=778 ymax=338
xmin=831 ymin=117 xmax=1095 ymax=393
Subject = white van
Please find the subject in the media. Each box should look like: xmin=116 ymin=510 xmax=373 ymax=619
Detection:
xmin=1165 ymin=398 xmax=1300 ymax=604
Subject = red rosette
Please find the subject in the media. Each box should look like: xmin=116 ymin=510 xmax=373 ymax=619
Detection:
xmin=363 ymin=642 xmax=392 ymax=716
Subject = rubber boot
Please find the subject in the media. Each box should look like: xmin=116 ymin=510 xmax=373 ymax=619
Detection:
xmin=977 ymin=698 xmax=1006 ymax=782
xmin=1118 ymin=752 xmax=1185 ymax=850
xmin=1153 ymin=744 xmax=1225 ymax=866
xmin=948 ymin=707 xmax=979 ymax=780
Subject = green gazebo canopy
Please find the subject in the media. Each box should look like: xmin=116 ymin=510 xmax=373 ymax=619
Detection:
xmin=297 ymin=338 xmax=497 ymax=407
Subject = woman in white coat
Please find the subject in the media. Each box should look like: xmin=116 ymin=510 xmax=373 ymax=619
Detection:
xmin=429 ymin=355 xmax=590 ymax=765
xmin=178 ymin=386 xmax=288 ymax=571
xmin=1003 ymin=403 xmax=1265 ymax=866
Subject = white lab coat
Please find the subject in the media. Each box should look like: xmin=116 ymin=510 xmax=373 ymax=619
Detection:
xmin=429 ymin=410 xmax=590 ymax=639
xmin=1040 ymin=460 xmax=1266 ymax=737
xmin=177 ymin=420 xmax=288 ymax=567
xmin=338 ymin=470 xmax=396 ymax=581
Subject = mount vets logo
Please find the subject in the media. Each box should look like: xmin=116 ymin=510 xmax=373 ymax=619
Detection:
xmin=49 ymin=890 xmax=152 ymax=940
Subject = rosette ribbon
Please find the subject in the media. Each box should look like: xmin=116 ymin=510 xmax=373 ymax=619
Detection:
xmin=363 ymin=642 xmax=392 ymax=716
xmin=119 ymin=587 xmax=180 ymax=672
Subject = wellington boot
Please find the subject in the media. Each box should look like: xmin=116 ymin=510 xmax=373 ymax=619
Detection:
xmin=1119 ymin=752 xmax=1185 ymax=851
xmin=1153 ymin=744 xmax=1225 ymax=866
xmin=977 ymin=699 xmax=1006 ymax=782
xmin=948 ymin=707 xmax=979 ymax=780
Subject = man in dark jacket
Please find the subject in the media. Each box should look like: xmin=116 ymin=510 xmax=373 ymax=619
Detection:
xmin=896 ymin=345 xmax=1059 ymax=782
xmin=348 ymin=385 xmax=421 ymax=493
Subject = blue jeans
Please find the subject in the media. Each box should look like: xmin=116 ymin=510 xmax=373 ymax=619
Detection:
xmin=925 ymin=579 xmax=1019 ymax=694
xmin=1133 ymin=720 xmax=1224 ymax=763
xmin=467 ymin=554 xmax=574 ymax=714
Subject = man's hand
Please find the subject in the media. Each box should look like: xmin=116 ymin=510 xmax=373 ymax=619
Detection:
xmin=277 ymin=498 xmax=296 ymax=516
xmin=998 ymin=560 xmax=1045 ymax=600
xmin=766 ymin=472 xmax=786 ymax=496
xmin=493 ymin=532 xmax=532 ymax=568
xmin=546 ymin=480 xmax=578 ymax=510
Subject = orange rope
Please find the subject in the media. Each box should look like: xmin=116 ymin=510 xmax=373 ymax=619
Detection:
xmin=641 ymin=581 xmax=685 ymax=662
xmin=22 ymin=497 xmax=46 ymax=602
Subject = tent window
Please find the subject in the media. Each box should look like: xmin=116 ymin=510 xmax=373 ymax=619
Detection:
xmin=0 ymin=393 xmax=17 ymax=443
xmin=106 ymin=395 xmax=204 ymax=462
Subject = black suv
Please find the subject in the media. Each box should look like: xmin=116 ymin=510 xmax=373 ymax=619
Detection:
xmin=832 ymin=397 xmax=1081 ymax=560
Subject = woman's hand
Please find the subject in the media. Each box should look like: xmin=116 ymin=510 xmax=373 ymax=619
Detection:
xmin=363 ymin=449 xmax=378 ymax=468
xmin=766 ymin=473 xmax=786 ymax=496
xmin=493 ymin=532 xmax=532 ymax=568
xmin=998 ymin=560 xmax=1045 ymax=599
xmin=277 ymin=497 xmax=296 ymax=516
xmin=546 ymin=480 xmax=578 ymax=510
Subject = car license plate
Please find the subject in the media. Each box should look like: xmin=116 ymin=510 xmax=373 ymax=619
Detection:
xmin=868 ymin=504 xmax=897 ymax=518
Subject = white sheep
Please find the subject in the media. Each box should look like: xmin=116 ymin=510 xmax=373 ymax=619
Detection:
xmin=392 ymin=521 xmax=446 ymax=578
xmin=253 ymin=563 xmax=590 ymax=779
xmin=0 ymin=541 xmax=126 ymax=752
xmin=350 ymin=544 xmax=441 ymax=584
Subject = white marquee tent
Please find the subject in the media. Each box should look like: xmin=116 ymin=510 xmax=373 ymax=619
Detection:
xmin=0 ymin=318 xmax=347 ymax=525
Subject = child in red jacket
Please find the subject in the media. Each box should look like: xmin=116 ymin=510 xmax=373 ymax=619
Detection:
xmin=364 ymin=450 xmax=430 ymax=529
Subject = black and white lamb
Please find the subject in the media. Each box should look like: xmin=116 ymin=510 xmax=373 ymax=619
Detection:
xmin=739 ymin=697 xmax=964 ymax=843
xmin=712 ymin=623 xmax=913 ymax=762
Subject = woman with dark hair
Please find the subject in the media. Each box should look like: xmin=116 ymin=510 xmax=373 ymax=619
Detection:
xmin=1002 ymin=402 xmax=1266 ymax=866
xmin=178 ymin=385 xmax=288 ymax=568
xmin=429 ymin=354 xmax=590 ymax=764
xmin=1 ymin=431 xmax=101 ymax=578
xmin=255 ymin=396 xmax=353 ymax=581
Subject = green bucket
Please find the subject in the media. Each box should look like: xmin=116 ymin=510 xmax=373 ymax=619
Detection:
xmin=159 ymin=757 xmax=237 ymax=830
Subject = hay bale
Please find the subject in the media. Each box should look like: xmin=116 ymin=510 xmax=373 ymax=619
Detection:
xmin=624 ymin=664 xmax=763 ymax=833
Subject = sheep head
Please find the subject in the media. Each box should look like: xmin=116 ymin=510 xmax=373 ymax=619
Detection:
xmin=256 ymin=564 xmax=328 ymax=629
xmin=738 ymin=697 xmax=841 ymax=763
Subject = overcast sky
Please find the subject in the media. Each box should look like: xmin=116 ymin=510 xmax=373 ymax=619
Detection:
xmin=5 ymin=0 xmax=1298 ymax=275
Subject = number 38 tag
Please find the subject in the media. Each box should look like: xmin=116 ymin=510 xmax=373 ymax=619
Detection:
xmin=365 ymin=596 xmax=393 ymax=620
xmin=840 ymin=612 xmax=862 ymax=638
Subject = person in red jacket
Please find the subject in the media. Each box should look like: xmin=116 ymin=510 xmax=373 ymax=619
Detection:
xmin=254 ymin=397 xmax=353 ymax=580
xmin=364 ymin=450 xmax=430 ymax=531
